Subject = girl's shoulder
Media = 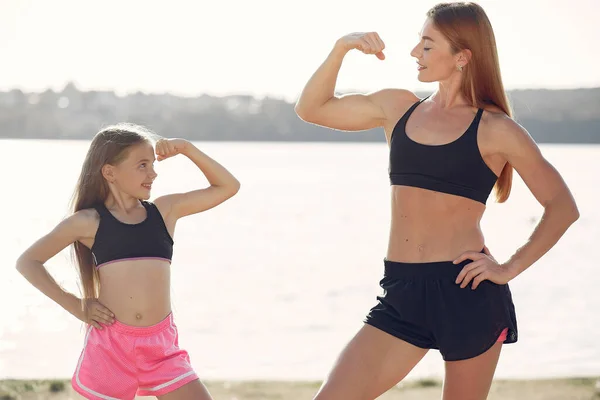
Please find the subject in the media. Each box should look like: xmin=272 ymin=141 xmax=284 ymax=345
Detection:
xmin=64 ymin=208 xmax=101 ymax=241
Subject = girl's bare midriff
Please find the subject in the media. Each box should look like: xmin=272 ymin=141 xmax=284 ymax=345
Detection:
xmin=386 ymin=185 xmax=486 ymax=263
xmin=97 ymin=259 xmax=172 ymax=326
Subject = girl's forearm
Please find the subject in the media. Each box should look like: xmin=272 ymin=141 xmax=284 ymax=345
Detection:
xmin=180 ymin=141 xmax=240 ymax=191
xmin=16 ymin=258 xmax=82 ymax=319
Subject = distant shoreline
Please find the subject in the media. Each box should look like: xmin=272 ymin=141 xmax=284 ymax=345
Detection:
xmin=1 ymin=85 xmax=598 ymax=143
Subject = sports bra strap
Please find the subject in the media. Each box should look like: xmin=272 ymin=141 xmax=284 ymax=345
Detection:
xmin=94 ymin=202 xmax=110 ymax=218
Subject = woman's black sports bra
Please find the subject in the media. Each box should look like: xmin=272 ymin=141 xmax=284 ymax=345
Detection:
xmin=389 ymin=97 xmax=498 ymax=204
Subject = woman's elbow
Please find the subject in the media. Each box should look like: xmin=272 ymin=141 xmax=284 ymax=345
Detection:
xmin=558 ymin=193 xmax=580 ymax=224
xmin=294 ymin=101 xmax=320 ymax=123
xmin=294 ymin=102 xmax=310 ymax=121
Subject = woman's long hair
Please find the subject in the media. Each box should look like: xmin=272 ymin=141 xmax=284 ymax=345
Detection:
xmin=427 ymin=2 xmax=513 ymax=202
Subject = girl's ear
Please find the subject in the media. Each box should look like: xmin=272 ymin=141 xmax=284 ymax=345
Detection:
xmin=101 ymin=164 xmax=115 ymax=184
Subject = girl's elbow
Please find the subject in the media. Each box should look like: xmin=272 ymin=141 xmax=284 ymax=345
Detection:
xmin=569 ymin=202 xmax=580 ymax=223
xmin=230 ymin=179 xmax=241 ymax=196
xmin=219 ymin=179 xmax=240 ymax=199
xmin=15 ymin=255 xmax=32 ymax=274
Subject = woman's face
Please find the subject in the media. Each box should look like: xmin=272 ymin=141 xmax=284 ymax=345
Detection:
xmin=410 ymin=18 xmax=466 ymax=83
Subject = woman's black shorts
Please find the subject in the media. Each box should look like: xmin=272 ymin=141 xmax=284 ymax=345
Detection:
xmin=364 ymin=256 xmax=518 ymax=361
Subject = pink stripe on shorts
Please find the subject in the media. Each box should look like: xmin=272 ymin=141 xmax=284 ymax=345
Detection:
xmin=497 ymin=327 xmax=508 ymax=342
xmin=71 ymin=313 xmax=198 ymax=399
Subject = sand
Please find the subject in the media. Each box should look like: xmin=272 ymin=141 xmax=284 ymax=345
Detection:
xmin=1 ymin=377 xmax=599 ymax=399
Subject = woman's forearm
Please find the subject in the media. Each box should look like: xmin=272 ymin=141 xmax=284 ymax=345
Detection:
xmin=295 ymin=41 xmax=349 ymax=119
xmin=506 ymin=190 xmax=579 ymax=278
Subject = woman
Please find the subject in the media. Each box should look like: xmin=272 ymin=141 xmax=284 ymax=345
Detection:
xmin=295 ymin=2 xmax=579 ymax=399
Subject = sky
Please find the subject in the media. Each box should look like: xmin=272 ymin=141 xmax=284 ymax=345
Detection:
xmin=1 ymin=0 xmax=599 ymax=102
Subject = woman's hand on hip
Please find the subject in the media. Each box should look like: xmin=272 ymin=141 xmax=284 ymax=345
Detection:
xmin=453 ymin=246 xmax=516 ymax=290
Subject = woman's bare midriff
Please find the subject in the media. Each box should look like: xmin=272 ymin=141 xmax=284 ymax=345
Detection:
xmin=97 ymin=259 xmax=172 ymax=326
xmin=386 ymin=185 xmax=487 ymax=263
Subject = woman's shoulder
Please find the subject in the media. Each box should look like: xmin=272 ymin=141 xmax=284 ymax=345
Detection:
xmin=375 ymin=89 xmax=421 ymax=128
xmin=479 ymin=105 xmax=533 ymax=151
xmin=480 ymin=106 xmax=523 ymax=133
xmin=373 ymin=88 xmax=420 ymax=111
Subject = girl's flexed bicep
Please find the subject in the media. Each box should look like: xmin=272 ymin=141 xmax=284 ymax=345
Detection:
xmin=153 ymin=140 xmax=240 ymax=224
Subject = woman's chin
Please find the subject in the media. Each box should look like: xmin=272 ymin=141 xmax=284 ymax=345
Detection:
xmin=417 ymin=71 xmax=436 ymax=83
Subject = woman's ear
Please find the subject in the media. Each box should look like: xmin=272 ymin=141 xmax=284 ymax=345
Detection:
xmin=457 ymin=48 xmax=472 ymax=67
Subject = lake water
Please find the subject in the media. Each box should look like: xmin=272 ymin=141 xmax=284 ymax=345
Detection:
xmin=0 ymin=140 xmax=598 ymax=381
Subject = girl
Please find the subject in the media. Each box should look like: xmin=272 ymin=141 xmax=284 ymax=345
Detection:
xmin=16 ymin=123 xmax=240 ymax=399
xmin=295 ymin=2 xmax=579 ymax=400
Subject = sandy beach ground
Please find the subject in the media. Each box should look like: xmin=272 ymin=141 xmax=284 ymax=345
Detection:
xmin=1 ymin=378 xmax=599 ymax=399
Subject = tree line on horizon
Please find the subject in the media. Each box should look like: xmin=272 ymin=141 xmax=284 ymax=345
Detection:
xmin=1 ymin=83 xmax=598 ymax=143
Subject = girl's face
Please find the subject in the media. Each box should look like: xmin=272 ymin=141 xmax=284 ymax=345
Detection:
xmin=104 ymin=141 xmax=158 ymax=200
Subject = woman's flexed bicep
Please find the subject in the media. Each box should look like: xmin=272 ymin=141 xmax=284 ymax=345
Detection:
xmin=295 ymin=32 xmax=415 ymax=133
xmin=297 ymin=89 xmax=418 ymax=132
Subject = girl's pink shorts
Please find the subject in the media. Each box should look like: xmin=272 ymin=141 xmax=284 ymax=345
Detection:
xmin=71 ymin=313 xmax=198 ymax=399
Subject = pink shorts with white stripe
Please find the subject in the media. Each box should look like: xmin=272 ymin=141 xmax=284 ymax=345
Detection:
xmin=71 ymin=313 xmax=198 ymax=399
